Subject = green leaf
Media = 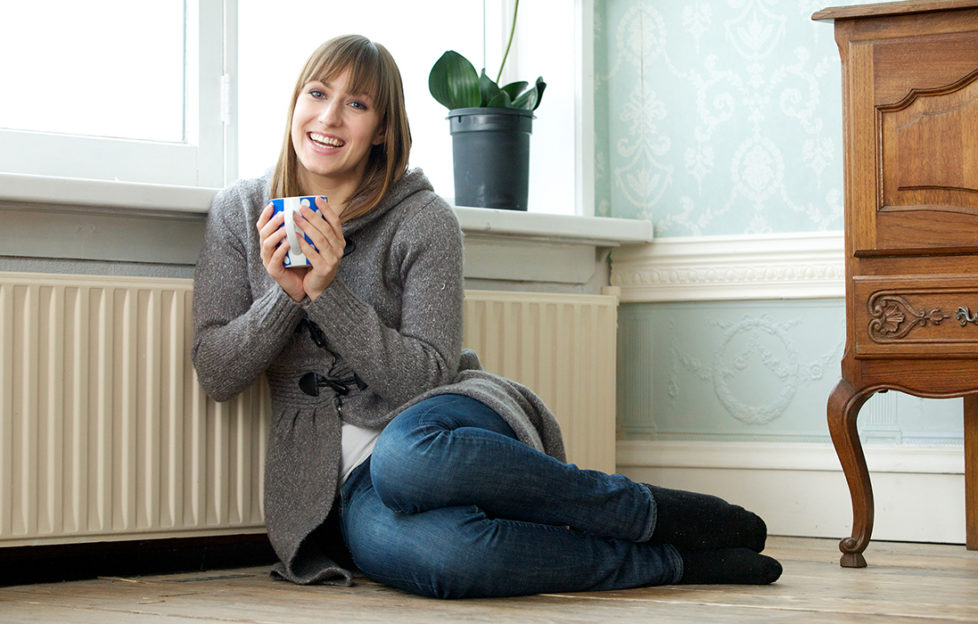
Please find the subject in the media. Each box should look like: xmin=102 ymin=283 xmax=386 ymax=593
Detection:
xmin=507 ymin=77 xmax=546 ymax=111
xmin=511 ymin=89 xmax=536 ymax=111
xmin=486 ymin=90 xmax=513 ymax=108
xmin=500 ymin=81 xmax=528 ymax=102
xmin=479 ymin=70 xmax=501 ymax=107
xmin=428 ymin=51 xmax=480 ymax=110
xmin=531 ymin=77 xmax=546 ymax=111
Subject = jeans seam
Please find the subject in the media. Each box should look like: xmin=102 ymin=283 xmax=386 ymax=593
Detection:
xmin=664 ymin=543 xmax=684 ymax=584
xmin=490 ymin=516 xmax=578 ymax=535
xmin=639 ymin=485 xmax=656 ymax=542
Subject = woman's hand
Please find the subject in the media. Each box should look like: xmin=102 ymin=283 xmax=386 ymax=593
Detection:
xmin=257 ymin=201 xmax=309 ymax=302
xmin=295 ymin=196 xmax=345 ymax=301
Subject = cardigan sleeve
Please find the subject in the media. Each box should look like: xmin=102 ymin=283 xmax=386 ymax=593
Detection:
xmin=302 ymin=197 xmax=463 ymax=406
xmin=192 ymin=183 xmax=304 ymax=402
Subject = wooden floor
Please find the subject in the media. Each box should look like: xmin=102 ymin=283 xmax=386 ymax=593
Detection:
xmin=1 ymin=537 xmax=976 ymax=623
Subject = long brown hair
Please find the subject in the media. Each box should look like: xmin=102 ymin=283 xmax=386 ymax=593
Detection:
xmin=271 ymin=35 xmax=411 ymax=221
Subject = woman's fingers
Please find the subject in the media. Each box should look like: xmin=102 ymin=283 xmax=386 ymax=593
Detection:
xmin=259 ymin=214 xmax=289 ymax=265
xmin=296 ymin=199 xmax=344 ymax=259
xmin=254 ymin=197 xmax=348 ymax=302
xmin=295 ymin=198 xmax=345 ymax=300
xmin=257 ymin=204 xmax=283 ymax=252
xmin=256 ymin=202 xmax=307 ymax=301
xmin=256 ymin=201 xmax=274 ymax=229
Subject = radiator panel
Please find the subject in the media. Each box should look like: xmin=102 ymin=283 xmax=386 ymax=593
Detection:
xmin=462 ymin=291 xmax=618 ymax=472
xmin=0 ymin=274 xmax=268 ymax=546
xmin=1 ymin=273 xmax=616 ymax=546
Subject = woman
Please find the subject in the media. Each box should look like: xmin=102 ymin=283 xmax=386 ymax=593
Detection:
xmin=193 ymin=34 xmax=781 ymax=599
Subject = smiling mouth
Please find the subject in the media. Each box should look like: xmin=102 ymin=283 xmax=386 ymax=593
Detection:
xmin=309 ymin=132 xmax=345 ymax=148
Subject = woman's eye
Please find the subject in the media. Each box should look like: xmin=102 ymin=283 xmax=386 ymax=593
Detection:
xmin=350 ymin=101 xmax=367 ymax=110
xmin=309 ymin=89 xmax=325 ymax=98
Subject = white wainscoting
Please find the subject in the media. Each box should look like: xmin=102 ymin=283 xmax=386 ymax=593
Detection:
xmin=617 ymin=440 xmax=967 ymax=544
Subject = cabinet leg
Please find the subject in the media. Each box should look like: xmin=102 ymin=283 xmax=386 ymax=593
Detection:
xmin=827 ymin=379 xmax=874 ymax=568
xmin=965 ymin=395 xmax=977 ymax=550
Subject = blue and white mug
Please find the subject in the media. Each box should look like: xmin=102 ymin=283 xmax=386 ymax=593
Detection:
xmin=270 ymin=196 xmax=325 ymax=267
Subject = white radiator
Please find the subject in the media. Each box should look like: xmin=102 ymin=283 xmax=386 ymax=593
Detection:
xmin=0 ymin=272 xmax=617 ymax=547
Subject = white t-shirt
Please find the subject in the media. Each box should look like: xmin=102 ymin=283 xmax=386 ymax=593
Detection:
xmin=340 ymin=421 xmax=382 ymax=483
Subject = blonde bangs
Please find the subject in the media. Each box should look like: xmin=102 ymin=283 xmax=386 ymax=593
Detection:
xmin=301 ymin=40 xmax=387 ymax=112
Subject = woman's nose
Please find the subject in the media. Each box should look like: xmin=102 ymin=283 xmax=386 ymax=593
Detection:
xmin=320 ymin=100 xmax=341 ymax=126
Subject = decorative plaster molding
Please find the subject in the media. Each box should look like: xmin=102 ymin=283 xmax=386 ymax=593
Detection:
xmin=610 ymin=231 xmax=845 ymax=302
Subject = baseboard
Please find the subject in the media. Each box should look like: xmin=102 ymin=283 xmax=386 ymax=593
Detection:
xmin=616 ymin=440 xmax=967 ymax=544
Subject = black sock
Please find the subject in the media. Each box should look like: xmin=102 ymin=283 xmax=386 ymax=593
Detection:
xmin=678 ymin=548 xmax=782 ymax=585
xmin=644 ymin=484 xmax=767 ymax=552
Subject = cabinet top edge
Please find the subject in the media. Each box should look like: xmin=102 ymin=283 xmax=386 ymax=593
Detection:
xmin=813 ymin=0 xmax=978 ymax=22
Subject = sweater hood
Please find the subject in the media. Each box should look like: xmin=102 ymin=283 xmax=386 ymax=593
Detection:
xmin=341 ymin=168 xmax=438 ymax=237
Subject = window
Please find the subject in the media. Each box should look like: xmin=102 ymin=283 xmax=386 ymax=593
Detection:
xmin=0 ymin=1 xmax=585 ymax=215
xmin=0 ymin=0 xmax=228 ymax=187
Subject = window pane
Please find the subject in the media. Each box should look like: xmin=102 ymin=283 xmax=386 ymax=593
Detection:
xmin=0 ymin=1 xmax=184 ymax=142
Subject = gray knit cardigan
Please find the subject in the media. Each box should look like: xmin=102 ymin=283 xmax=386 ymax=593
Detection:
xmin=192 ymin=169 xmax=566 ymax=585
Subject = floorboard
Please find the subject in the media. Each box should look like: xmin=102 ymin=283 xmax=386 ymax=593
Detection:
xmin=0 ymin=537 xmax=975 ymax=623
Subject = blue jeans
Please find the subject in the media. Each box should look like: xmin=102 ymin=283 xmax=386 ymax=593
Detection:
xmin=338 ymin=394 xmax=682 ymax=599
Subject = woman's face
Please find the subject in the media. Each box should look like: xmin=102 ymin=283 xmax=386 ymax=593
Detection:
xmin=290 ymin=68 xmax=385 ymax=197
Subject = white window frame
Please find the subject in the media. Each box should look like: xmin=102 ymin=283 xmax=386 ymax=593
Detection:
xmin=0 ymin=0 xmax=234 ymax=189
xmin=575 ymin=0 xmax=596 ymax=217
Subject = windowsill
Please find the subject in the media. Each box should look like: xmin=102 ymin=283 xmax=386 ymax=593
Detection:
xmin=0 ymin=172 xmax=218 ymax=216
xmin=0 ymin=172 xmax=653 ymax=246
xmin=454 ymin=205 xmax=652 ymax=246
xmin=1 ymin=173 xmax=651 ymax=290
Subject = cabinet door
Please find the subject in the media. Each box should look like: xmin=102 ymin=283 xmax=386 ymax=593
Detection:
xmin=842 ymin=11 xmax=978 ymax=255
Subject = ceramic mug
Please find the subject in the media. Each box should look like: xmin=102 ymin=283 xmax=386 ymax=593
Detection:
xmin=270 ymin=196 xmax=325 ymax=267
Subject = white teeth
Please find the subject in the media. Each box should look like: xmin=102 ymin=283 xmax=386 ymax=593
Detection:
xmin=310 ymin=132 xmax=344 ymax=148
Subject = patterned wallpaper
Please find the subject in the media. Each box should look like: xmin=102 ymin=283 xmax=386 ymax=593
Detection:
xmin=594 ymin=0 xmax=862 ymax=235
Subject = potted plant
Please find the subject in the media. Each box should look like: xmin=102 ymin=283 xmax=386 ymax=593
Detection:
xmin=428 ymin=0 xmax=545 ymax=211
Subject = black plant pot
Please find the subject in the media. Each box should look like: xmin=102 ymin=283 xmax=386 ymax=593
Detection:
xmin=448 ymin=107 xmax=534 ymax=211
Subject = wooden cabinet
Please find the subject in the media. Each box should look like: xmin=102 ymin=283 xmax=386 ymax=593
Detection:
xmin=813 ymin=0 xmax=978 ymax=567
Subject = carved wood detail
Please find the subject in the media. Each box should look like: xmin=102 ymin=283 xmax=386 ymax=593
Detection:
xmin=867 ymin=293 xmax=949 ymax=341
